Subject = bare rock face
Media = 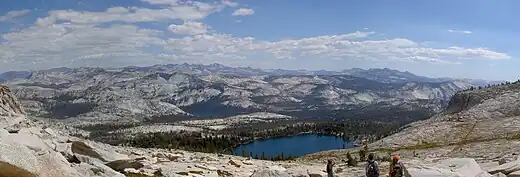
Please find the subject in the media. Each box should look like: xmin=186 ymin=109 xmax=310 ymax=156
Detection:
xmin=446 ymin=92 xmax=484 ymax=114
xmin=0 ymin=85 xmax=24 ymax=115
xmin=368 ymin=82 xmax=520 ymax=156
xmin=3 ymin=66 xmax=473 ymax=125
xmin=0 ymin=85 xmax=28 ymax=133
xmin=0 ymin=85 xmax=124 ymax=177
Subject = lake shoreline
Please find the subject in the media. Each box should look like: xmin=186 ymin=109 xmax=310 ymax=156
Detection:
xmin=232 ymin=133 xmax=353 ymax=159
xmin=229 ymin=131 xmax=345 ymax=150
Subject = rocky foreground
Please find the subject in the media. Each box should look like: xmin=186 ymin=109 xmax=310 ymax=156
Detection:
xmin=2 ymin=83 xmax=520 ymax=177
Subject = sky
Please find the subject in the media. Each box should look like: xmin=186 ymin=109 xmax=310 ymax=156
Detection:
xmin=0 ymin=0 xmax=519 ymax=81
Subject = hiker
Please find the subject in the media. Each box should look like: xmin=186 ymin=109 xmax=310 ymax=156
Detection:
xmin=326 ymin=159 xmax=335 ymax=177
xmin=365 ymin=153 xmax=380 ymax=177
xmin=389 ymin=155 xmax=410 ymax=177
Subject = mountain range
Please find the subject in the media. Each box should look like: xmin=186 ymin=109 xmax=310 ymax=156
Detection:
xmin=0 ymin=63 xmax=498 ymax=125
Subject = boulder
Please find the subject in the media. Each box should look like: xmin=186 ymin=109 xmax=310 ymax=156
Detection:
xmin=73 ymin=163 xmax=101 ymax=177
xmin=55 ymin=143 xmax=77 ymax=163
xmin=195 ymin=164 xmax=217 ymax=171
xmin=308 ymin=173 xmax=323 ymax=177
xmin=139 ymin=168 xmax=159 ymax=176
xmin=43 ymin=139 xmax=56 ymax=150
xmin=84 ymin=141 xmax=129 ymax=162
xmin=229 ymin=159 xmax=241 ymax=167
xmin=0 ymin=115 xmax=25 ymax=132
xmin=105 ymin=159 xmax=144 ymax=172
xmin=508 ymin=171 xmax=520 ymax=177
xmin=205 ymin=171 xmax=219 ymax=177
xmin=4 ymin=120 xmax=22 ymax=133
xmin=308 ymin=171 xmax=326 ymax=177
xmin=166 ymin=153 xmax=182 ymax=161
xmin=124 ymin=168 xmax=140 ymax=174
xmin=71 ymin=141 xmax=106 ymax=162
xmin=492 ymin=172 xmax=506 ymax=177
xmin=445 ymin=158 xmax=492 ymax=177
xmin=243 ymin=160 xmax=254 ymax=165
xmin=157 ymin=157 xmax=170 ymax=163
xmin=3 ymin=128 xmax=50 ymax=152
xmin=0 ymin=128 xmax=9 ymax=137
xmin=217 ymin=170 xmax=233 ymax=176
xmin=407 ymin=158 xmax=492 ymax=177
xmin=91 ymin=161 xmax=125 ymax=177
xmin=250 ymin=167 xmax=291 ymax=177
xmin=498 ymin=154 xmax=517 ymax=165
xmin=407 ymin=167 xmax=459 ymax=177
xmin=0 ymin=139 xmax=41 ymax=174
xmin=43 ymin=128 xmax=69 ymax=143
xmin=38 ymin=151 xmax=82 ymax=177
xmin=488 ymin=160 xmax=520 ymax=175
xmin=480 ymin=162 xmax=500 ymax=172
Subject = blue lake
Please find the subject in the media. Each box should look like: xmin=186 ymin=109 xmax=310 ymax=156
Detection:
xmin=233 ymin=134 xmax=352 ymax=158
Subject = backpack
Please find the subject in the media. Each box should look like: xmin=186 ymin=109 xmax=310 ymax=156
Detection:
xmin=366 ymin=161 xmax=379 ymax=177
xmin=391 ymin=162 xmax=404 ymax=177
xmin=326 ymin=163 xmax=333 ymax=174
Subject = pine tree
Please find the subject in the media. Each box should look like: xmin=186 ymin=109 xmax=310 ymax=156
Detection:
xmin=359 ymin=147 xmax=366 ymax=161
xmin=261 ymin=152 xmax=265 ymax=160
xmin=242 ymin=148 xmax=246 ymax=157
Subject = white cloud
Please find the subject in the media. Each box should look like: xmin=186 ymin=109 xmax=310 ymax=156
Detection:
xmin=36 ymin=7 xmax=208 ymax=26
xmin=35 ymin=0 xmax=231 ymax=26
xmin=168 ymin=21 xmax=209 ymax=35
xmin=0 ymin=23 xmax=166 ymax=70
xmin=0 ymin=9 xmax=31 ymax=22
xmin=161 ymin=31 xmax=510 ymax=64
xmin=447 ymin=29 xmax=472 ymax=34
xmin=221 ymin=0 xmax=238 ymax=7
xmin=232 ymin=8 xmax=254 ymax=16
xmin=0 ymin=1 xmax=512 ymax=72
xmin=139 ymin=0 xmax=179 ymax=5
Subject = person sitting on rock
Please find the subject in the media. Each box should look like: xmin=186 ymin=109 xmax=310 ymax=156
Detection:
xmin=389 ymin=155 xmax=410 ymax=177
xmin=326 ymin=159 xmax=335 ymax=177
xmin=365 ymin=153 xmax=380 ymax=177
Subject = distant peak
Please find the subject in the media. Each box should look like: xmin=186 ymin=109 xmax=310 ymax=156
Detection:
xmin=208 ymin=63 xmax=225 ymax=67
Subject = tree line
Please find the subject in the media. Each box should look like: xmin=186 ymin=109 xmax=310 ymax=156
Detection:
xmin=123 ymin=131 xmax=242 ymax=153
xmin=77 ymin=111 xmax=421 ymax=161
xmin=237 ymin=148 xmax=297 ymax=161
xmin=461 ymin=80 xmax=520 ymax=92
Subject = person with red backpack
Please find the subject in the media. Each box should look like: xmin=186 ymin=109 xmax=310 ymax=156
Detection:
xmin=389 ymin=155 xmax=410 ymax=177
xmin=365 ymin=153 xmax=380 ymax=177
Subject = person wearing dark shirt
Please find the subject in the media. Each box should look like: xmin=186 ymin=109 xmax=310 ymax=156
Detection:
xmin=365 ymin=153 xmax=380 ymax=177
xmin=326 ymin=159 xmax=335 ymax=177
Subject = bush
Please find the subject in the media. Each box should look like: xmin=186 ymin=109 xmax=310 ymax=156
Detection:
xmin=346 ymin=151 xmax=358 ymax=166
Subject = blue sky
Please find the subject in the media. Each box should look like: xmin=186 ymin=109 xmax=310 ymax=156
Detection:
xmin=0 ymin=0 xmax=519 ymax=80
